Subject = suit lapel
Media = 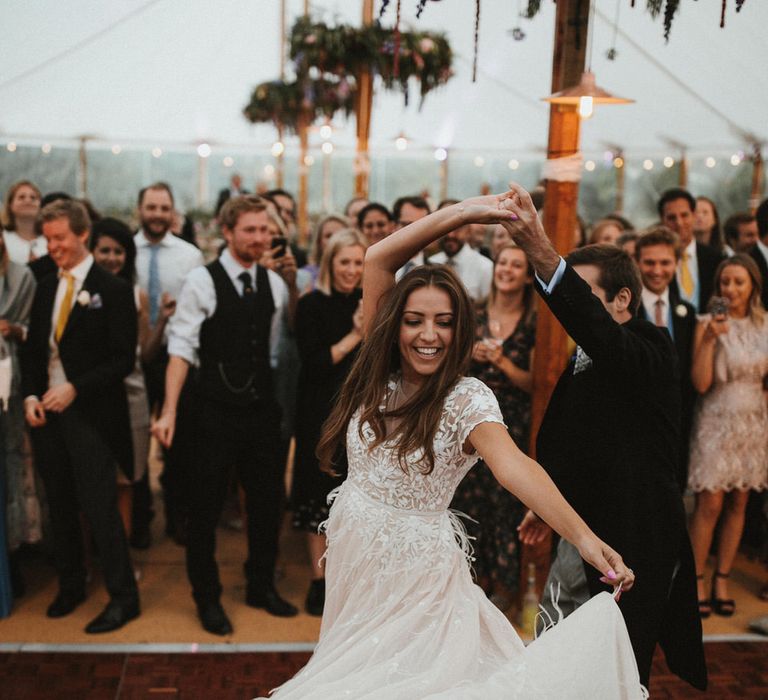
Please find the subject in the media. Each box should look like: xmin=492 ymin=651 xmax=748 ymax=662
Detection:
xmin=59 ymin=264 xmax=99 ymax=343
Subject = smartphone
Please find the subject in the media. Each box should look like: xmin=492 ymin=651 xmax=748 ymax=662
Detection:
xmin=708 ymin=296 xmax=730 ymax=317
xmin=271 ymin=236 xmax=287 ymax=259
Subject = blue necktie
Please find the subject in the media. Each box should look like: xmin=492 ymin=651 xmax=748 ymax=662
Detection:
xmin=148 ymin=244 xmax=161 ymax=325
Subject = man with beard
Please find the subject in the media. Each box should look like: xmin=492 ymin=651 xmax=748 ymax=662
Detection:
xmin=428 ymin=200 xmax=493 ymax=302
xmin=133 ymin=182 xmax=203 ymax=548
xmin=153 ymin=195 xmax=298 ymax=634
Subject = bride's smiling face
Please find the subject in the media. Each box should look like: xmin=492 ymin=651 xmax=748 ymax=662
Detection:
xmin=399 ymin=285 xmax=455 ymax=384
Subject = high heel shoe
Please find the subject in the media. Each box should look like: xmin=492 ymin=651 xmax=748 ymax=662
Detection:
xmin=696 ymin=574 xmax=711 ymax=619
xmin=711 ymin=571 xmax=735 ymax=617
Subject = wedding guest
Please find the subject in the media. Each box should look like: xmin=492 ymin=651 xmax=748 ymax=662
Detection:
xmin=617 ymin=230 xmax=639 ymax=258
xmin=0 ymin=231 xmax=40 ymax=599
xmin=133 ymin=182 xmax=203 ymax=547
xmin=263 ymin=189 xmax=307 ymax=267
xmin=215 ymin=173 xmax=249 ymax=217
xmin=429 ymin=203 xmax=493 ymax=303
xmin=587 ymin=218 xmax=623 ymax=246
xmin=2 ymin=181 xmax=46 ymax=263
xmin=91 ymin=219 xmax=170 ymax=539
xmin=634 ymin=227 xmax=697 ymax=489
xmin=28 ymin=192 xmax=73 ymax=282
xmin=300 ymin=214 xmax=348 ymax=293
xmin=357 ymin=203 xmax=393 ymax=247
xmin=343 ymin=196 xmax=369 ymax=223
xmin=451 ymin=243 xmax=535 ymax=609
xmin=659 ymin=188 xmax=724 ymax=313
xmin=694 ymin=196 xmax=723 ymax=253
xmin=687 ymin=255 xmax=768 ymax=618
xmin=22 ymin=199 xmax=140 ymax=633
xmin=393 ymin=195 xmax=430 ymax=276
xmin=723 ymin=212 xmax=759 ymax=256
xmin=292 ymin=228 xmax=366 ymax=616
xmin=171 ymin=209 xmax=198 ymax=248
xmin=0 ymin=381 xmax=12 ymax=617
xmin=489 ymin=223 xmax=513 ymax=260
xmin=153 ymin=195 xmax=299 ymax=635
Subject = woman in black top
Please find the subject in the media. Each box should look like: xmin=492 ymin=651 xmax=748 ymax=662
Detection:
xmin=292 ymin=228 xmax=367 ymax=615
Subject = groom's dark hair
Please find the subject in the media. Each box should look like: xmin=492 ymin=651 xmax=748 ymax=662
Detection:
xmin=566 ymin=244 xmax=642 ymax=315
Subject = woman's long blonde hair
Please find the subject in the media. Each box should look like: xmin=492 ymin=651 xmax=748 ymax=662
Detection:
xmin=317 ymin=265 xmax=476 ymax=475
xmin=714 ymin=254 xmax=765 ymax=325
xmin=315 ymin=228 xmax=368 ymax=296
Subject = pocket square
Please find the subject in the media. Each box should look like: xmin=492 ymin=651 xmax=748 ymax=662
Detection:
xmin=88 ymin=293 xmax=103 ymax=309
xmin=573 ymin=346 xmax=592 ymax=374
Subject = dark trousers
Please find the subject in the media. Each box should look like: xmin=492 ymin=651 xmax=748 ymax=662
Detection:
xmin=186 ymin=398 xmax=285 ymax=606
xmin=31 ymin=410 xmax=138 ymax=604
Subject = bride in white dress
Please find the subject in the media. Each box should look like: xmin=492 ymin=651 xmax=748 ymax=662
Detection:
xmin=263 ymin=189 xmax=646 ymax=699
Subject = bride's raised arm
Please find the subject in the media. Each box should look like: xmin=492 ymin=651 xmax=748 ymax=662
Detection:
xmin=361 ymin=192 xmax=518 ymax=332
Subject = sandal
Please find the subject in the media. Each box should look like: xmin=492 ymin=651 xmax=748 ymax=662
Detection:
xmin=711 ymin=571 xmax=735 ymax=617
xmin=696 ymin=574 xmax=711 ymax=619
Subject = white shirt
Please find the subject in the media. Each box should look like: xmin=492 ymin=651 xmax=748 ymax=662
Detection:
xmin=134 ymin=230 xmax=204 ymax=301
xmin=167 ymin=248 xmax=289 ymax=368
xmin=428 ymin=244 xmax=493 ymax=301
xmin=3 ymin=230 xmax=48 ymax=264
xmin=48 ymin=254 xmax=94 ymax=389
xmin=641 ymin=286 xmax=672 ymax=333
xmin=396 ymin=251 xmax=425 ymax=281
xmin=675 ymin=239 xmax=700 ymax=309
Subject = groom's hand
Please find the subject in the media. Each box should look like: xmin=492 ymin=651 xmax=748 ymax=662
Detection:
xmin=499 ymin=183 xmax=561 ymax=283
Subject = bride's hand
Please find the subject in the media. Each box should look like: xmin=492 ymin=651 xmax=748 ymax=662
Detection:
xmin=576 ymin=536 xmax=635 ymax=593
xmin=457 ymin=192 xmax=520 ymax=226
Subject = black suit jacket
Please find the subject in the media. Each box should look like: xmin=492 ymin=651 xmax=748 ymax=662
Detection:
xmin=636 ymin=292 xmax=697 ymax=489
xmin=749 ymin=243 xmax=768 ymax=310
xmin=669 ymin=241 xmax=724 ymax=313
xmin=215 ymin=187 xmax=250 ymax=216
xmin=21 ymin=262 xmax=137 ymax=477
xmin=28 ymin=254 xmax=57 ymax=282
xmin=536 ymin=265 xmax=706 ymax=690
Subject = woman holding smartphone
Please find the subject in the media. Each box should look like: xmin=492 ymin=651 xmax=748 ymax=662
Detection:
xmin=688 ymin=255 xmax=768 ymax=618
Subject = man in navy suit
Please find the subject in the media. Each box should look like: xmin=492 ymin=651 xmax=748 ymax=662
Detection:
xmin=658 ymin=188 xmax=723 ymax=313
xmin=22 ymin=200 xmax=140 ymax=633
xmin=634 ymin=227 xmax=697 ymax=489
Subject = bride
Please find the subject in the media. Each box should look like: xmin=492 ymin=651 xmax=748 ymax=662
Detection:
xmin=262 ymin=188 xmax=646 ymax=698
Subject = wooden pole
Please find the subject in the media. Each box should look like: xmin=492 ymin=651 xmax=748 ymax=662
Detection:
xmin=439 ymin=152 xmax=449 ymax=202
xmin=296 ymin=0 xmax=310 ymax=245
xmin=354 ymin=0 xmax=375 ymax=197
xmin=523 ymin=0 xmax=590 ymax=606
xmin=277 ymin=0 xmax=286 ymax=188
xmin=77 ymin=136 xmax=88 ymax=198
xmin=615 ymin=150 xmax=625 ymax=214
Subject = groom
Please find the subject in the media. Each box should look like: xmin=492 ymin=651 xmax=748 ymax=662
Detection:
xmin=504 ymin=186 xmax=706 ymax=690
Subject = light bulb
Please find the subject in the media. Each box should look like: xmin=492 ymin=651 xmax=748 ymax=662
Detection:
xmin=395 ymin=136 xmax=408 ymax=151
xmin=321 ymin=141 xmax=334 ymax=155
xmin=578 ymin=96 xmax=594 ymax=119
xmin=584 ymin=160 xmax=596 ymax=172
xmin=222 ymin=156 xmax=234 ymax=167
xmin=663 ymin=156 xmax=674 ymax=168
xmin=196 ymin=143 xmax=211 ymax=158
xmin=319 ymin=125 xmax=333 ymax=140
xmin=508 ymin=159 xmax=519 ymax=170
xmin=271 ymin=141 xmax=285 ymax=157
xmin=434 ymin=147 xmax=448 ymax=161
xmin=643 ymin=159 xmax=653 ymax=171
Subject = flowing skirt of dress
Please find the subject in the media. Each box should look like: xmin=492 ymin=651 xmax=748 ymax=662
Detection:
xmin=264 ymin=481 xmax=646 ymax=699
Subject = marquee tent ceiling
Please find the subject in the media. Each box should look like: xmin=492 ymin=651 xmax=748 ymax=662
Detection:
xmin=1 ymin=0 xmax=765 ymax=159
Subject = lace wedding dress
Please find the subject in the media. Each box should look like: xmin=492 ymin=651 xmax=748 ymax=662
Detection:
xmin=264 ymin=377 xmax=646 ymax=699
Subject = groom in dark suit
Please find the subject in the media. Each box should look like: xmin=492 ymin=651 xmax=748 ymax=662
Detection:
xmin=634 ymin=227 xmax=697 ymax=489
xmin=22 ymin=200 xmax=140 ymax=633
xmin=505 ymin=186 xmax=706 ymax=691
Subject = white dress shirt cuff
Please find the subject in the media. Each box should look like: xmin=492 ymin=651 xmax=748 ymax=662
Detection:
xmin=535 ymin=257 xmax=566 ymax=295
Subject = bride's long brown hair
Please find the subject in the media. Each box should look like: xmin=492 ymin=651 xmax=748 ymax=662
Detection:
xmin=317 ymin=265 xmax=476 ymax=476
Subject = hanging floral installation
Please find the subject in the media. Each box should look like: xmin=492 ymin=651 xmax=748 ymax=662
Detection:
xmin=244 ymin=16 xmax=453 ymax=132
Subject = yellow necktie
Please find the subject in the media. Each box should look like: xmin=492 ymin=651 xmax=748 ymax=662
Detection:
xmin=680 ymin=252 xmax=694 ymax=298
xmin=55 ymin=272 xmax=75 ymax=342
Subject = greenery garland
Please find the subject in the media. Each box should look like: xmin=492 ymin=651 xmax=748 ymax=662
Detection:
xmin=244 ymin=16 xmax=453 ymax=132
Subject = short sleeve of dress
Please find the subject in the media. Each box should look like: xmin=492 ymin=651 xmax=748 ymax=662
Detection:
xmin=452 ymin=377 xmax=507 ymax=449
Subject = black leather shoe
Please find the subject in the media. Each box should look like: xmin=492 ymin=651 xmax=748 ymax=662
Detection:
xmin=47 ymin=591 xmax=86 ymax=618
xmin=305 ymin=578 xmax=325 ymax=617
xmin=84 ymin=600 xmax=140 ymax=634
xmin=197 ymin=602 xmax=233 ymax=636
xmin=246 ymin=586 xmax=298 ymax=617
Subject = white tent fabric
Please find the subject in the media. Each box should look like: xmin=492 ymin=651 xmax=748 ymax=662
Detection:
xmin=1 ymin=0 xmax=766 ymax=157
